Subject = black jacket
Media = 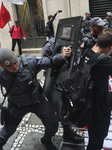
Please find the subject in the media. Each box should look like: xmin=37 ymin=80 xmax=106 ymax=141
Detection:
xmin=86 ymin=49 xmax=112 ymax=120
xmin=47 ymin=13 xmax=57 ymax=36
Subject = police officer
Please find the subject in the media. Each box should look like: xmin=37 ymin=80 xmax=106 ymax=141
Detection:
xmin=103 ymin=12 xmax=112 ymax=28
xmin=41 ymin=38 xmax=84 ymax=144
xmin=83 ymin=11 xmax=91 ymax=34
xmin=0 ymin=48 xmax=71 ymax=150
xmin=41 ymin=37 xmax=55 ymax=57
xmin=80 ymin=17 xmax=106 ymax=50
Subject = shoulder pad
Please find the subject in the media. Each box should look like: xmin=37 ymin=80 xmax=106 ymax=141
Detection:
xmin=83 ymin=32 xmax=92 ymax=39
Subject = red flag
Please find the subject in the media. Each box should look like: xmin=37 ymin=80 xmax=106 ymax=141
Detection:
xmin=0 ymin=2 xmax=11 ymax=28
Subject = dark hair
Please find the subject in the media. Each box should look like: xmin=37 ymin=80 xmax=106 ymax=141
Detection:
xmin=15 ymin=20 xmax=19 ymax=23
xmin=96 ymin=28 xmax=112 ymax=48
xmin=48 ymin=15 xmax=53 ymax=20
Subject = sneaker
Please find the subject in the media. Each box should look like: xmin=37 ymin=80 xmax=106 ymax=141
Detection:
xmin=41 ymin=137 xmax=57 ymax=150
xmin=63 ymin=131 xmax=84 ymax=144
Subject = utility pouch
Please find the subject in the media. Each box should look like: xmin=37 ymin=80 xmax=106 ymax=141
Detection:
xmin=1 ymin=106 xmax=8 ymax=125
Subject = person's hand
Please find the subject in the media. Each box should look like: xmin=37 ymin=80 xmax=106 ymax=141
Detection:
xmin=23 ymin=37 xmax=26 ymax=41
xmin=61 ymin=47 xmax=72 ymax=59
xmin=56 ymin=11 xmax=59 ymax=14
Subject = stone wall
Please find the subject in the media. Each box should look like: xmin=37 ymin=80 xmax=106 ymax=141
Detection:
xmin=42 ymin=0 xmax=89 ymax=36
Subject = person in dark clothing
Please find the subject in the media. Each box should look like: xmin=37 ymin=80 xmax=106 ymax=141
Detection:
xmin=103 ymin=12 xmax=112 ymax=28
xmin=0 ymin=47 xmax=71 ymax=150
xmin=41 ymin=37 xmax=84 ymax=144
xmin=82 ymin=28 xmax=112 ymax=150
xmin=83 ymin=11 xmax=91 ymax=34
xmin=9 ymin=20 xmax=26 ymax=55
xmin=41 ymin=37 xmax=55 ymax=57
xmin=45 ymin=11 xmax=60 ymax=39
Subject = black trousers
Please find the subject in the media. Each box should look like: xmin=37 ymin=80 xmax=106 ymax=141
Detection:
xmin=0 ymin=94 xmax=58 ymax=148
xmin=12 ymin=39 xmax=22 ymax=55
xmin=87 ymin=112 xmax=110 ymax=150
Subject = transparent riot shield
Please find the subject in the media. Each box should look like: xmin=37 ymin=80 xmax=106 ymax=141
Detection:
xmin=43 ymin=16 xmax=83 ymax=118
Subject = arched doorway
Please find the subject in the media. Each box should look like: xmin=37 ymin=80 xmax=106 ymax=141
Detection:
xmin=16 ymin=0 xmax=46 ymax=48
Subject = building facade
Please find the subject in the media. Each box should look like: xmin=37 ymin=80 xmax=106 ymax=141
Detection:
xmin=0 ymin=0 xmax=112 ymax=50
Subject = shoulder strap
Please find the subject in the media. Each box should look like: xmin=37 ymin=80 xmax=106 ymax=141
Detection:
xmin=20 ymin=55 xmax=43 ymax=92
xmin=20 ymin=54 xmax=35 ymax=79
xmin=20 ymin=54 xmax=28 ymax=67
xmin=43 ymin=41 xmax=49 ymax=47
xmin=88 ymin=53 xmax=106 ymax=68
xmin=11 ymin=25 xmax=14 ymax=36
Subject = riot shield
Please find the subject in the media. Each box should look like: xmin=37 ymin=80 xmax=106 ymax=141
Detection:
xmin=43 ymin=16 xmax=83 ymax=118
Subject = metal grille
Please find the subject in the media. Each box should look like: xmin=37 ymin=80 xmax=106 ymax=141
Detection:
xmin=16 ymin=1 xmax=32 ymax=38
xmin=16 ymin=0 xmax=45 ymax=38
xmin=89 ymin=0 xmax=112 ymax=19
xmin=31 ymin=0 xmax=45 ymax=36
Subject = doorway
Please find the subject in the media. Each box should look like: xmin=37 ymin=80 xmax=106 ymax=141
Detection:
xmin=16 ymin=0 xmax=46 ymax=48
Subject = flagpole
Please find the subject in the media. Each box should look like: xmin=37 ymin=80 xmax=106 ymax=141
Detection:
xmin=8 ymin=22 xmax=10 ymax=29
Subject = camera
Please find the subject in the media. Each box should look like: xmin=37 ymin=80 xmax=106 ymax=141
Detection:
xmin=58 ymin=10 xmax=62 ymax=13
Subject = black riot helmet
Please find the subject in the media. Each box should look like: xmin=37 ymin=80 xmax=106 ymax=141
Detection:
xmin=0 ymin=48 xmax=18 ymax=66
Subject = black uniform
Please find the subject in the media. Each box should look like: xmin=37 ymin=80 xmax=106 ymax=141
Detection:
xmin=0 ymin=54 xmax=64 ymax=149
xmin=74 ymin=32 xmax=97 ymax=65
xmin=85 ymin=49 xmax=112 ymax=150
xmin=80 ymin=32 xmax=97 ymax=49
xmin=41 ymin=38 xmax=55 ymax=57
xmin=42 ymin=39 xmax=84 ymax=144
xmin=83 ymin=17 xmax=91 ymax=34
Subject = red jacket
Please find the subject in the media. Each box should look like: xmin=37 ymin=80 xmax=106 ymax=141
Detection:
xmin=9 ymin=25 xmax=26 ymax=39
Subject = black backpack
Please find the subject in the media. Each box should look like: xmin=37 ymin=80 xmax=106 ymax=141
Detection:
xmin=64 ymin=50 xmax=106 ymax=127
xmin=44 ymin=23 xmax=51 ymax=36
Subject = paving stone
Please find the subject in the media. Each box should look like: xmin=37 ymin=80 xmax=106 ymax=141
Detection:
xmin=3 ymin=131 xmax=19 ymax=150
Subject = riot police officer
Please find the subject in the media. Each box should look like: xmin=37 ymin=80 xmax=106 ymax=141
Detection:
xmin=103 ymin=12 xmax=112 ymax=28
xmin=80 ymin=17 xmax=106 ymax=50
xmin=0 ymin=48 xmax=71 ymax=150
xmin=42 ymin=37 xmax=84 ymax=144
xmin=83 ymin=11 xmax=91 ymax=34
xmin=41 ymin=37 xmax=55 ymax=57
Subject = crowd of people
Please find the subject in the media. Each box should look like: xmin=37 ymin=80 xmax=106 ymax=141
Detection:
xmin=41 ymin=10 xmax=112 ymax=150
xmin=0 ymin=10 xmax=112 ymax=150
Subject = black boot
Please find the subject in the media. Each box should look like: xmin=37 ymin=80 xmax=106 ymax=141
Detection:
xmin=63 ymin=129 xmax=84 ymax=144
xmin=62 ymin=117 xmax=84 ymax=144
xmin=41 ymin=137 xmax=57 ymax=150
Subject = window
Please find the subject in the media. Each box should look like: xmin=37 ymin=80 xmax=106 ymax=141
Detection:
xmin=61 ymin=26 xmax=73 ymax=40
